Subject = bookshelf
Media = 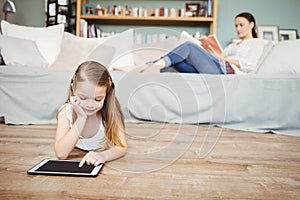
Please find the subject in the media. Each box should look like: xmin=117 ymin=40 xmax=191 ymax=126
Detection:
xmin=46 ymin=0 xmax=77 ymax=34
xmin=76 ymin=0 xmax=218 ymax=37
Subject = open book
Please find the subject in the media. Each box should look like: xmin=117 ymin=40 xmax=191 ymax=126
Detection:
xmin=199 ymin=34 xmax=223 ymax=55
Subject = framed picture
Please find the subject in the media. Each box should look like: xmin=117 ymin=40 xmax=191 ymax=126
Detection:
xmin=257 ymin=25 xmax=280 ymax=43
xmin=185 ymin=3 xmax=200 ymax=17
xmin=82 ymin=3 xmax=96 ymax=15
xmin=279 ymin=29 xmax=299 ymax=41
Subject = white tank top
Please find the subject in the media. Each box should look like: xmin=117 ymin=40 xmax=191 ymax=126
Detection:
xmin=66 ymin=103 xmax=106 ymax=151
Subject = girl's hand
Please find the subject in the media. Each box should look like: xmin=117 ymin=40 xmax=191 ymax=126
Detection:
xmin=79 ymin=151 xmax=106 ymax=167
xmin=70 ymin=96 xmax=87 ymax=120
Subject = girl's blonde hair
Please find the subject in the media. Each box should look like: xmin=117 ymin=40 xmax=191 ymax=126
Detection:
xmin=66 ymin=61 xmax=125 ymax=148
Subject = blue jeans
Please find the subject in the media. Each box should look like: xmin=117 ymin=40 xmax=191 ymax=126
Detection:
xmin=161 ymin=41 xmax=224 ymax=74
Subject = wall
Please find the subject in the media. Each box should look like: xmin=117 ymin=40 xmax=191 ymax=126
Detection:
xmin=217 ymin=0 xmax=300 ymax=46
xmin=0 ymin=0 xmax=45 ymax=27
xmin=1 ymin=0 xmax=300 ymax=47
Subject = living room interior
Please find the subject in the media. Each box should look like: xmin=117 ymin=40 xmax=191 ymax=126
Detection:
xmin=1 ymin=0 xmax=300 ymax=46
xmin=0 ymin=0 xmax=300 ymax=199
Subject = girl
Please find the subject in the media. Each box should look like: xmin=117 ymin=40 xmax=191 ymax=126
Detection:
xmin=55 ymin=61 xmax=127 ymax=167
xmin=114 ymin=12 xmax=266 ymax=74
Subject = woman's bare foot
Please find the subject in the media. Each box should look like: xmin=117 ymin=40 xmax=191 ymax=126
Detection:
xmin=112 ymin=65 xmax=141 ymax=72
xmin=113 ymin=63 xmax=154 ymax=72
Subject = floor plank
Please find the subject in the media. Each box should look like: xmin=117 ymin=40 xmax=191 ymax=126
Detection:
xmin=0 ymin=123 xmax=299 ymax=199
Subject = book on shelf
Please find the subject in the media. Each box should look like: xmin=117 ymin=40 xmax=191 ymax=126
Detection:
xmin=199 ymin=34 xmax=223 ymax=54
xmin=89 ymin=4 xmax=209 ymax=17
xmin=80 ymin=19 xmax=117 ymax=38
xmin=80 ymin=19 xmax=99 ymax=38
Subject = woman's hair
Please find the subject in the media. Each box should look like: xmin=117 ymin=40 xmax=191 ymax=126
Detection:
xmin=68 ymin=61 xmax=125 ymax=148
xmin=235 ymin=12 xmax=257 ymax=38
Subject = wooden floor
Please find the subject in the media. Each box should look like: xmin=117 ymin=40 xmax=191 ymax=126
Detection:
xmin=0 ymin=122 xmax=299 ymax=199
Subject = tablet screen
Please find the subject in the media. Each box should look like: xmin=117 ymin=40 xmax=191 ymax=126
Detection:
xmin=27 ymin=160 xmax=103 ymax=177
xmin=37 ymin=160 xmax=94 ymax=173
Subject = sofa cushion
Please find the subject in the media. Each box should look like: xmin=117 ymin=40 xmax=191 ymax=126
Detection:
xmin=251 ymin=40 xmax=274 ymax=74
xmin=257 ymin=39 xmax=300 ymax=74
xmin=0 ymin=49 xmax=5 ymax=65
xmin=132 ymin=36 xmax=178 ymax=66
xmin=50 ymin=32 xmax=109 ymax=69
xmin=75 ymin=29 xmax=135 ymax=70
xmin=86 ymin=44 xmax=115 ymax=67
xmin=1 ymin=20 xmax=64 ymax=65
xmin=0 ymin=35 xmax=48 ymax=68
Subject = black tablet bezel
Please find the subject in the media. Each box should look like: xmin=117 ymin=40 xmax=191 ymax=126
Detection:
xmin=27 ymin=159 xmax=103 ymax=177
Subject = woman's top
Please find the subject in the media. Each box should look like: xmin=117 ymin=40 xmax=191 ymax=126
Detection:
xmin=223 ymin=38 xmax=267 ymax=74
xmin=65 ymin=103 xmax=106 ymax=151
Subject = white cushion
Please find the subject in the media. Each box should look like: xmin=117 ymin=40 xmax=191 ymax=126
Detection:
xmin=257 ymin=39 xmax=300 ymax=74
xmin=132 ymin=37 xmax=178 ymax=65
xmin=105 ymin=29 xmax=135 ymax=69
xmin=1 ymin=20 xmax=64 ymax=65
xmin=0 ymin=35 xmax=48 ymax=68
xmin=0 ymin=49 xmax=5 ymax=65
xmin=252 ymin=40 xmax=274 ymax=73
xmin=50 ymin=32 xmax=109 ymax=69
xmin=87 ymin=44 xmax=115 ymax=67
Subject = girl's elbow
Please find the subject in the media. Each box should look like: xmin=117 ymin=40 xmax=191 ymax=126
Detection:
xmin=121 ymin=146 xmax=128 ymax=156
xmin=55 ymin=151 xmax=69 ymax=160
xmin=54 ymin=145 xmax=69 ymax=160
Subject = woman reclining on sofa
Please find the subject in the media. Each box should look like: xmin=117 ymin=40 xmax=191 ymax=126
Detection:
xmin=113 ymin=12 xmax=266 ymax=75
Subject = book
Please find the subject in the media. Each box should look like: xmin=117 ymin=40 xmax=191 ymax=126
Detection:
xmin=199 ymin=34 xmax=223 ymax=54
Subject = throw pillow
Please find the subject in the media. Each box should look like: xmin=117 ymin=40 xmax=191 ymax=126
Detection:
xmin=257 ymin=39 xmax=300 ymax=74
xmin=86 ymin=44 xmax=115 ymax=67
xmin=0 ymin=35 xmax=48 ymax=68
xmin=0 ymin=49 xmax=5 ymax=65
xmin=50 ymin=32 xmax=109 ymax=69
xmin=103 ymin=29 xmax=135 ymax=69
xmin=252 ymin=40 xmax=274 ymax=74
xmin=132 ymin=37 xmax=178 ymax=66
xmin=1 ymin=20 xmax=64 ymax=65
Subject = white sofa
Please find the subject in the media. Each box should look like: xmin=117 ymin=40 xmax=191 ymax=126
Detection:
xmin=1 ymin=21 xmax=300 ymax=136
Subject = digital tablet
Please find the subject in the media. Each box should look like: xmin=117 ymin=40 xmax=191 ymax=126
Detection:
xmin=27 ymin=159 xmax=103 ymax=177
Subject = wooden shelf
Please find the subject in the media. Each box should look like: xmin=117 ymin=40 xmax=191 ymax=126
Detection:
xmin=80 ymin=15 xmax=214 ymax=26
xmin=76 ymin=0 xmax=218 ymax=36
xmin=81 ymin=15 xmax=214 ymax=22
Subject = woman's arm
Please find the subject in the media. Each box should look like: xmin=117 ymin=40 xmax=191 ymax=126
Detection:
xmin=207 ymin=45 xmax=241 ymax=68
xmin=79 ymin=127 xmax=127 ymax=167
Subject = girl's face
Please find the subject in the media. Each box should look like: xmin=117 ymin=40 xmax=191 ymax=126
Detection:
xmin=73 ymin=81 xmax=107 ymax=116
xmin=235 ymin=16 xmax=254 ymax=40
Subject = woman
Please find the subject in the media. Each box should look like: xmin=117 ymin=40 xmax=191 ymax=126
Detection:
xmin=114 ymin=12 xmax=266 ymax=74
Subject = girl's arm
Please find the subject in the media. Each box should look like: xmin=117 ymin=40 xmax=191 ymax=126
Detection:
xmin=55 ymin=105 xmax=87 ymax=159
xmin=79 ymin=127 xmax=127 ymax=167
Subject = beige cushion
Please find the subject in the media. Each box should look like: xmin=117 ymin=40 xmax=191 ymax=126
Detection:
xmin=0 ymin=35 xmax=48 ymax=68
xmin=1 ymin=20 xmax=64 ymax=65
xmin=132 ymin=37 xmax=178 ymax=65
xmin=104 ymin=29 xmax=135 ymax=69
xmin=251 ymin=40 xmax=274 ymax=74
xmin=50 ymin=32 xmax=108 ymax=69
xmin=87 ymin=44 xmax=115 ymax=66
xmin=257 ymin=39 xmax=300 ymax=74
